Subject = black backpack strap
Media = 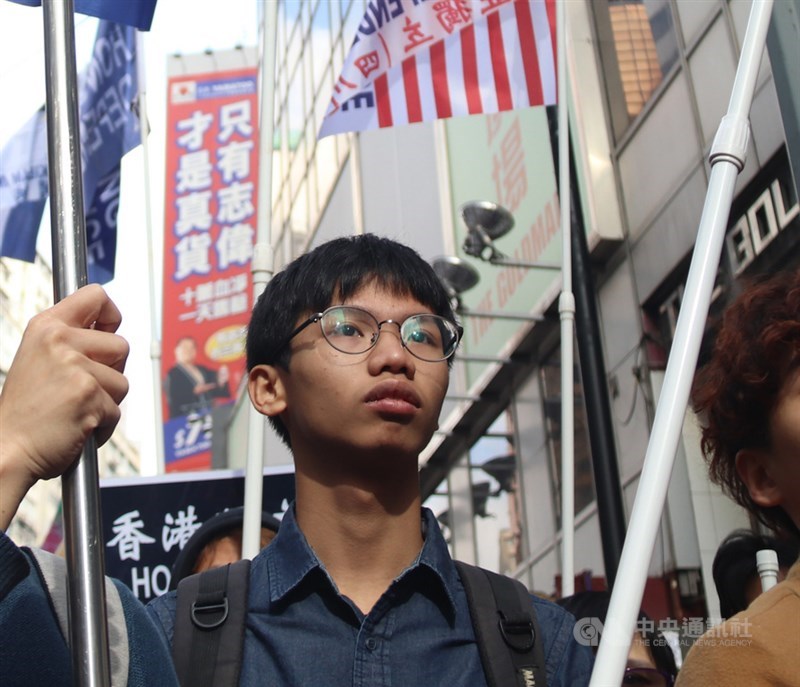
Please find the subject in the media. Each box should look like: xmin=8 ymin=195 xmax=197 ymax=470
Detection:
xmin=455 ymin=561 xmax=547 ymax=687
xmin=173 ymin=559 xmax=250 ymax=687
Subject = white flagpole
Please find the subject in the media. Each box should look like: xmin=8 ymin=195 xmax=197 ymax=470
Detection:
xmin=42 ymin=0 xmax=111 ymax=684
xmin=557 ymin=0 xmax=575 ymax=598
xmin=590 ymin=2 xmax=774 ymax=684
xmin=242 ymin=0 xmax=278 ymax=559
xmin=135 ymin=30 xmax=165 ymax=474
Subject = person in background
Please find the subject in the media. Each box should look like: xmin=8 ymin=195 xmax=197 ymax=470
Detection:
xmin=164 ymin=336 xmax=230 ymax=418
xmin=676 ymin=271 xmax=800 ymax=686
xmin=169 ymin=507 xmax=280 ymax=589
xmin=712 ymin=528 xmax=799 ymax=619
xmin=557 ymin=590 xmax=678 ymax=687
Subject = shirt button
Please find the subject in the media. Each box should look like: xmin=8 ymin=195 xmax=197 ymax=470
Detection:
xmin=366 ymin=638 xmax=378 ymax=651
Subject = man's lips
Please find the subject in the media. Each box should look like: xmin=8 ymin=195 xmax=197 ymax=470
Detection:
xmin=364 ymin=380 xmax=421 ymax=414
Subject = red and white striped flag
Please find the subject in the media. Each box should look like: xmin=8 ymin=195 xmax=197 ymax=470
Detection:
xmin=319 ymin=0 xmax=556 ymax=139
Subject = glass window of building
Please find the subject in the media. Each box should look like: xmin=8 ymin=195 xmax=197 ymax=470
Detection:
xmin=271 ymin=0 xmax=364 ymax=257
xmin=593 ymin=0 xmax=680 ymax=138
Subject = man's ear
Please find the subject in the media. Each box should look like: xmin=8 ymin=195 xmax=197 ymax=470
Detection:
xmin=735 ymin=448 xmax=783 ymax=508
xmin=248 ymin=365 xmax=287 ymax=417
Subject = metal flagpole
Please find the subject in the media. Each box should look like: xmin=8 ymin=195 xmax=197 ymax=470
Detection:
xmin=557 ymin=0 xmax=576 ymax=598
xmin=590 ymin=2 xmax=774 ymax=684
xmin=42 ymin=0 xmax=111 ymax=685
xmin=136 ymin=30 xmax=166 ymax=474
xmin=242 ymin=0 xmax=278 ymax=559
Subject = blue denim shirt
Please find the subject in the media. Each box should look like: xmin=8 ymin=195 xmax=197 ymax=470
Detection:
xmin=147 ymin=507 xmax=593 ymax=686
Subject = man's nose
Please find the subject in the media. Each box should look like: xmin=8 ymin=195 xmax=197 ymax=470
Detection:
xmin=370 ymin=323 xmax=415 ymax=373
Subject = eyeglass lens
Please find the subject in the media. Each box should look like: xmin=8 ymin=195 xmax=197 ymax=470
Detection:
xmin=622 ymin=667 xmax=670 ymax=687
xmin=320 ymin=307 xmax=458 ymax=361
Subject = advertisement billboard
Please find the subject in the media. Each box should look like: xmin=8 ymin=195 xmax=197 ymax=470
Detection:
xmin=444 ymin=106 xmax=561 ymax=383
xmin=161 ymin=63 xmax=259 ymax=471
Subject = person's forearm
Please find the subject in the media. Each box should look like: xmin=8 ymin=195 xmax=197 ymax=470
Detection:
xmin=0 ymin=446 xmax=36 ymax=531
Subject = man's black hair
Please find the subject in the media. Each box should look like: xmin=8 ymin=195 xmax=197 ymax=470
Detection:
xmin=556 ymin=590 xmax=677 ymax=679
xmin=712 ymin=529 xmax=800 ymax=619
xmin=246 ymin=233 xmax=459 ymax=445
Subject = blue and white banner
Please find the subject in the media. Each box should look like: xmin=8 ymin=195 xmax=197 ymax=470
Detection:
xmin=8 ymin=0 xmax=158 ymax=31
xmin=78 ymin=20 xmax=141 ymax=282
xmin=0 ymin=20 xmax=141 ymax=283
xmin=0 ymin=107 xmax=48 ymax=262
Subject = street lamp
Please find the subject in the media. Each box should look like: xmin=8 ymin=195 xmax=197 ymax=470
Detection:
xmin=460 ymin=199 xmax=628 ymax=592
xmin=460 ymin=200 xmax=560 ymax=270
xmin=432 ymin=256 xmax=543 ymax=322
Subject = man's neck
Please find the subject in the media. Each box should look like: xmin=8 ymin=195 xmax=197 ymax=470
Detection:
xmin=295 ymin=477 xmax=424 ymax=614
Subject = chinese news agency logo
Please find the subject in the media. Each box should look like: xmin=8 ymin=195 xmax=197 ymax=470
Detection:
xmin=572 ymin=616 xmax=754 ymax=647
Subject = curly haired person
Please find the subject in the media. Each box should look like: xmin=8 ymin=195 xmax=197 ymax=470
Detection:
xmin=676 ymin=270 xmax=800 ymax=687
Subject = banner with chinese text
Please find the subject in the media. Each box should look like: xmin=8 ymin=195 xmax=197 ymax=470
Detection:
xmin=101 ymin=467 xmax=294 ymax=602
xmin=161 ymin=64 xmax=259 ymax=471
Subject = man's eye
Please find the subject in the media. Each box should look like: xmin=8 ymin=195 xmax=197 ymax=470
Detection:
xmin=408 ymin=329 xmax=432 ymax=344
xmin=332 ymin=322 xmax=362 ymax=337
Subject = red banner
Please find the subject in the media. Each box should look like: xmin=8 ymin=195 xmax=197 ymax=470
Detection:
xmin=161 ymin=66 xmax=259 ymax=472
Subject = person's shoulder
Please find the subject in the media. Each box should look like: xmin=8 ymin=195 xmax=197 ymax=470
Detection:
xmin=676 ymin=587 xmax=800 ymax=687
xmin=146 ymin=588 xmax=178 ymax=641
xmin=748 ymin=559 xmax=800 ymax=613
xmin=675 ymin=618 xmax=754 ymax=687
xmin=530 ymin=593 xmax=579 ymax=638
xmin=529 ymin=595 xmax=594 ymax=687
xmin=531 ymin=593 xmax=570 ymax=617
xmin=109 ymin=582 xmax=177 ymax=686
xmin=0 ymin=532 xmax=31 ymax=600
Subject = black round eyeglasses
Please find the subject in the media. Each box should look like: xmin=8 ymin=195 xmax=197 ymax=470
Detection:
xmin=282 ymin=305 xmax=462 ymax=362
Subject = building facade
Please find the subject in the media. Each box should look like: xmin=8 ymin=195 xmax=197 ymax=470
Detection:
xmin=224 ymin=0 xmax=798 ymax=634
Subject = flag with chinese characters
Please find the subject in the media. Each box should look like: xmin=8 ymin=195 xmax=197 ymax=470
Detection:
xmin=0 ymin=20 xmax=141 ymax=283
xmin=160 ymin=63 xmax=259 ymax=473
xmin=319 ymin=0 xmax=556 ymax=138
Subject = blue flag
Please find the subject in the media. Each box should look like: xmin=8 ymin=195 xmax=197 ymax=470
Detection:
xmin=8 ymin=0 xmax=158 ymax=31
xmin=78 ymin=20 xmax=141 ymax=282
xmin=0 ymin=20 xmax=141 ymax=283
xmin=0 ymin=107 xmax=48 ymax=263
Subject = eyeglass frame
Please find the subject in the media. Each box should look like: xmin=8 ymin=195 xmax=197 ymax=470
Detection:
xmin=276 ymin=304 xmax=463 ymax=362
xmin=622 ymin=666 xmax=674 ymax=687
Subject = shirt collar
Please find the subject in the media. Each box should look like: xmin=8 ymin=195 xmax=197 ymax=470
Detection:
xmin=258 ymin=504 xmax=460 ymax=615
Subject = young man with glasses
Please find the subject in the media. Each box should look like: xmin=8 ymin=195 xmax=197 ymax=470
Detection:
xmin=149 ymin=233 xmax=593 ymax=685
xmin=0 ymin=234 xmax=592 ymax=685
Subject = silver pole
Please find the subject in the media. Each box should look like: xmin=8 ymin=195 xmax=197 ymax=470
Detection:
xmin=136 ymin=30 xmax=166 ymax=474
xmin=557 ymin=0 xmax=575 ymax=598
xmin=42 ymin=1 xmax=111 ymax=685
xmin=488 ymin=257 xmax=561 ymax=270
xmin=242 ymin=0 xmax=279 ymax=559
xmin=459 ymin=309 xmax=544 ymax=321
xmin=590 ymin=2 xmax=774 ymax=684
